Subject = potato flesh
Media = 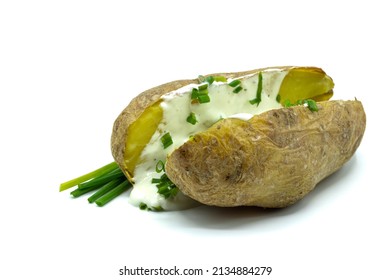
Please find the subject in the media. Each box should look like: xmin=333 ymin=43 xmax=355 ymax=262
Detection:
xmin=278 ymin=67 xmax=334 ymax=104
xmin=123 ymin=67 xmax=334 ymax=179
xmin=124 ymin=101 xmax=162 ymax=178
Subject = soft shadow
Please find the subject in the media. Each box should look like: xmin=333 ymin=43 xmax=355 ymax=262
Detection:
xmin=293 ymin=155 xmax=359 ymax=208
xmin=159 ymin=155 xmax=359 ymax=230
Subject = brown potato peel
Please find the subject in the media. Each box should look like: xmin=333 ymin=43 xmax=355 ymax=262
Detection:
xmin=165 ymin=100 xmax=366 ymax=208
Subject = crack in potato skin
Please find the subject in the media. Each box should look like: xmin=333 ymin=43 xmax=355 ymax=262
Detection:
xmin=165 ymin=100 xmax=366 ymax=208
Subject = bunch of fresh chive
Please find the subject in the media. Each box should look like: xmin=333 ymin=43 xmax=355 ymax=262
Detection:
xmin=59 ymin=162 xmax=132 ymax=206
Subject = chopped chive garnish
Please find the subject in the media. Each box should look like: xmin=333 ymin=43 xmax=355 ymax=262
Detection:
xmin=139 ymin=202 xmax=148 ymax=210
xmin=191 ymin=83 xmax=211 ymax=104
xmin=198 ymin=88 xmax=208 ymax=95
xmin=198 ymin=75 xmax=206 ymax=83
xmin=161 ymin=132 xmax=173 ymax=149
xmin=156 ymin=160 xmax=165 ymax=173
xmin=284 ymin=99 xmax=292 ymax=107
xmin=283 ymin=99 xmax=318 ymax=112
xmin=152 ymin=206 xmax=164 ymax=212
xmin=257 ymin=72 xmax=263 ymax=100
xmin=59 ymin=162 xmax=118 ymax=191
xmin=214 ymin=75 xmax=227 ymax=82
xmin=198 ymin=84 xmax=208 ymax=91
xmin=151 ymin=178 xmax=161 ymax=184
xmin=228 ymin=79 xmax=241 ymax=87
xmin=249 ymin=72 xmax=262 ymax=106
xmin=95 ymin=180 xmax=131 ymax=207
xmin=191 ymin=88 xmax=199 ymax=99
xmin=276 ymin=94 xmax=281 ymax=103
xmin=205 ymin=76 xmax=215 ymax=84
xmin=305 ymin=99 xmax=318 ymax=111
xmin=152 ymin=168 xmax=179 ymax=199
xmin=156 ymin=180 xmax=177 ymax=199
xmin=197 ymin=88 xmax=209 ymax=96
xmin=197 ymin=94 xmax=210 ymax=103
xmin=139 ymin=203 xmax=164 ymax=212
xmin=205 ymin=75 xmax=228 ymax=84
xmin=199 ymin=75 xmax=227 ymax=84
xmin=186 ymin=112 xmax=197 ymax=125
xmin=161 ymin=174 xmax=168 ymax=181
xmin=233 ymin=86 xmax=243 ymax=93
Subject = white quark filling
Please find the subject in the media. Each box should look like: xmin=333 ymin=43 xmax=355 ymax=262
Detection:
xmin=130 ymin=69 xmax=288 ymax=210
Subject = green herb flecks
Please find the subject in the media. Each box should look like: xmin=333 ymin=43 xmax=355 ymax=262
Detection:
xmin=233 ymin=86 xmax=243 ymax=93
xmin=152 ymin=161 xmax=179 ymax=199
xmin=228 ymin=79 xmax=243 ymax=94
xmin=205 ymin=76 xmax=215 ymax=85
xmin=197 ymin=94 xmax=210 ymax=103
xmin=191 ymin=83 xmax=210 ymax=104
xmin=186 ymin=112 xmax=197 ymax=125
xmin=228 ymin=79 xmax=241 ymax=87
xmin=284 ymin=99 xmax=319 ymax=112
xmin=191 ymin=88 xmax=199 ymax=99
xmin=139 ymin=202 xmax=164 ymax=212
xmin=193 ymin=75 xmax=229 ymax=104
xmin=198 ymin=83 xmax=208 ymax=94
xmin=155 ymin=159 xmax=165 ymax=173
xmin=161 ymin=132 xmax=173 ymax=149
xmin=214 ymin=75 xmax=227 ymax=82
xmin=304 ymin=99 xmax=318 ymax=111
xmin=139 ymin=202 xmax=148 ymax=210
xmin=198 ymin=75 xmax=227 ymax=84
xmin=249 ymin=72 xmax=262 ymax=106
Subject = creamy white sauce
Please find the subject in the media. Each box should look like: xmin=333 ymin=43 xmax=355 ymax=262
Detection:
xmin=130 ymin=69 xmax=288 ymax=210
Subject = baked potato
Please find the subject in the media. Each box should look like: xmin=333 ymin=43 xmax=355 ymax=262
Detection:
xmin=165 ymin=100 xmax=365 ymax=208
xmin=110 ymin=66 xmax=365 ymax=210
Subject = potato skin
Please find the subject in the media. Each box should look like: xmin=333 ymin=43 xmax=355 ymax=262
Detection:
xmin=111 ymin=79 xmax=195 ymax=178
xmin=111 ymin=66 xmax=300 ymax=179
xmin=165 ymin=100 xmax=366 ymax=208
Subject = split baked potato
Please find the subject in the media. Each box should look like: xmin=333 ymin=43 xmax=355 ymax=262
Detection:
xmin=111 ymin=66 xmax=365 ymax=210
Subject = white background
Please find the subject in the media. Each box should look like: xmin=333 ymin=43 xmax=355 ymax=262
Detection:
xmin=1 ymin=0 xmax=388 ymax=279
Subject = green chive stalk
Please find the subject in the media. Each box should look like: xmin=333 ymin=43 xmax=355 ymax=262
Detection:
xmin=60 ymin=161 xmax=132 ymax=206
xmin=78 ymin=167 xmax=125 ymax=190
xmin=59 ymin=162 xmax=118 ymax=191
xmin=87 ymin=178 xmax=124 ymax=203
xmin=95 ymin=180 xmax=132 ymax=207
